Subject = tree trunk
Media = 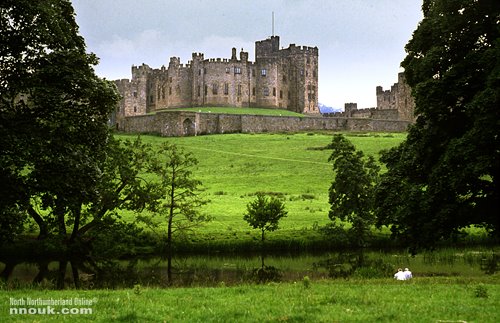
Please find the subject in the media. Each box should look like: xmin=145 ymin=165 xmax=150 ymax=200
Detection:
xmin=56 ymin=260 xmax=67 ymax=289
xmin=166 ymin=167 xmax=176 ymax=285
xmin=167 ymin=215 xmax=173 ymax=285
xmin=57 ymin=210 xmax=67 ymax=240
xmin=71 ymin=261 xmax=81 ymax=289
xmin=33 ymin=261 xmax=49 ymax=284
xmin=69 ymin=206 xmax=81 ymax=243
xmin=27 ymin=206 xmax=48 ymax=240
xmin=0 ymin=262 xmax=17 ymax=281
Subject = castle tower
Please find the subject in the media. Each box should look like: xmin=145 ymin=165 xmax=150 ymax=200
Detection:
xmin=254 ymin=36 xmax=319 ymax=113
xmin=376 ymin=72 xmax=415 ymax=121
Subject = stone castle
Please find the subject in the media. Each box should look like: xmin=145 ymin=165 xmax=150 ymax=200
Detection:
xmin=114 ymin=35 xmax=319 ymax=126
xmin=324 ymin=72 xmax=415 ymax=122
xmin=113 ymin=35 xmax=415 ymax=136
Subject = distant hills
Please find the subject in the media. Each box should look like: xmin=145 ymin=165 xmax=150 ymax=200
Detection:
xmin=318 ymin=103 xmax=343 ymax=114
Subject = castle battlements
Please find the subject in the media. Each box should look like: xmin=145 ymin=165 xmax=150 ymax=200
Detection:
xmin=113 ymin=35 xmax=320 ymax=120
xmin=375 ymin=72 xmax=415 ymax=122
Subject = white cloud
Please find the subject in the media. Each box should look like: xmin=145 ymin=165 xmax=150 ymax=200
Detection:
xmin=97 ymin=35 xmax=135 ymax=59
xmin=97 ymin=29 xmax=163 ymax=59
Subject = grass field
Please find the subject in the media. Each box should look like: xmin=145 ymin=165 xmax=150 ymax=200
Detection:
xmin=2 ymin=277 xmax=499 ymax=322
xmin=155 ymin=106 xmax=306 ymax=117
xmin=115 ymin=132 xmax=406 ymax=250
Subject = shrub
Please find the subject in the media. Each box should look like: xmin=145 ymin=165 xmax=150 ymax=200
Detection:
xmin=474 ymin=284 xmax=488 ymax=298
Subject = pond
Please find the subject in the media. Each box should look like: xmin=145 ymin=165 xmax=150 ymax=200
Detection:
xmin=1 ymin=247 xmax=498 ymax=289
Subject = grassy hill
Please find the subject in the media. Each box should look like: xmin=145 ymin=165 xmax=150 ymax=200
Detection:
xmin=116 ymin=132 xmax=406 ymax=250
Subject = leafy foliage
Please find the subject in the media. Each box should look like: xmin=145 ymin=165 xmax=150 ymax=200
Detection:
xmin=376 ymin=0 xmax=500 ymax=252
xmin=0 ymin=0 xmax=120 ymax=244
xmin=18 ymin=136 xmax=162 ymax=257
xmin=139 ymin=142 xmax=210 ymax=283
xmin=145 ymin=143 xmax=210 ymax=249
xmin=243 ymin=194 xmax=288 ymax=242
xmin=327 ymin=134 xmax=380 ymax=247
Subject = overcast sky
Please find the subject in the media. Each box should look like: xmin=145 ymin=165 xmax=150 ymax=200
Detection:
xmin=71 ymin=0 xmax=423 ymax=109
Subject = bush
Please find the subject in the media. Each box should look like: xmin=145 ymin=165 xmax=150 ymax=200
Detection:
xmin=474 ymin=284 xmax=488 ymax=298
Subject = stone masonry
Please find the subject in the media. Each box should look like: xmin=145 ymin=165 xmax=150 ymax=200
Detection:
xmin=113 ymin=35 xmax=319 ymax=129
xmin=322 ymin=72 xmax=415 ymax=122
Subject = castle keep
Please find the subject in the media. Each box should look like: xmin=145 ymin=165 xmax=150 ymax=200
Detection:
xmin=114 ymin=35 xmax=319 ymax=125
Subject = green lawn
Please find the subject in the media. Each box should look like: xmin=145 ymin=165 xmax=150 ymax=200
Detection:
xmin=116 ymin=132 xmax=406 ymax=248
xmin=2 ymin=277 xmax=499 ymax=322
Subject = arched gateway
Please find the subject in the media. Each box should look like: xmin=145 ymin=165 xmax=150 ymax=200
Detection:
xmin=182 ymin=118 xmax=195 ymax=136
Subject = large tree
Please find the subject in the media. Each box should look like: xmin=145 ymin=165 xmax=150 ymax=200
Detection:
xmin=375 ymin=0 xmax=500 ymax=251
xmin=0 ymin=0 xmax=119 ymax=243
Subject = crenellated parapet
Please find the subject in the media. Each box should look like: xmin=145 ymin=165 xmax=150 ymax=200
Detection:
xmin=376 ymin=72 xmax=415 ymax=122
xmin=112 ymin=35 xmax=320 ymax=122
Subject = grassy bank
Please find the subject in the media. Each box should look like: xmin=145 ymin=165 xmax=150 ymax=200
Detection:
xmin=2 ymin=277 xmax=499 ymax=322
xmin=114 ymin=132 xmax=406 ymax=248
xmin=14 ymin=131 xmax=494 ymax=254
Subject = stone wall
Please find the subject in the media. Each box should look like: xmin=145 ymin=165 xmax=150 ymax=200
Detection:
xmin=119 ymin=111 xmax=410 ymax=136
xmin=376 ymin=72 xmax=415 ymax=122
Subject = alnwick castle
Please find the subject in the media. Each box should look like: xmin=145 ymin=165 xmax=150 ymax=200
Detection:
xmin=113 ymin=35 xmax=415 ymax=136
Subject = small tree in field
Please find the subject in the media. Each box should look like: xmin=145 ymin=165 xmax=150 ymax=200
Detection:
xmin=244 ymin=194 xmax=287 ymax=244
xmin=327 ymin=134 xmax=380 ymax=247
xmin=146 ymin=143 xmax=209 ymax=283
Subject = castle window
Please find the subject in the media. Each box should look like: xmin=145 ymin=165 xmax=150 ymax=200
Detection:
xmin=273 ymin=87 xmax=276 ymax=97
xmin=252 ymin=87 xmax=255 ymax=96
xmin=226 ymin=67 xmax=230 ymax=73
xmin=280 ymin=90 xmax=283 ymax=99
xmin=162 ymin=87 xmax=165 ymax=99
xmin=263 ymin=87 xmax=269 ymax=96
xmin=198 ymin=69 xmax=201 ymax=76
xmin=204 ymin=68 xmax=207 ymax=74
xmin=150 ymin=95 xmax=153 ymax=103
xmin=212 ymin=83 xmax=218 ymax=95
xmin=224 ymin=83 xmax=229 ymax=95
xmin=261 ymin=68 xmax=267 ymax=77
xmin=283 ymin=75 xmax=287 ymax=82
xmin=133 ymin=91 xmax=137 ymax=98
xmin=234 ymin=67 xmax=241 ymax=74
xmin=204 ymin=85 xmax=208 ymax=96
xmin=133 ymin=106 xmax=137 ymax=113
xmin=169 ymin=87 xmax=172 ymax=95
xmin=237 ymin=84 xmax=242 ymax=96
xmin=197 ymin=86 xmax=201 ymax=97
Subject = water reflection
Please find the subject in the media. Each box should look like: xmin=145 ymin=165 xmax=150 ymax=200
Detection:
xmin=313 ymin=252 xmax=394 ymax=279
xmin=0 ymin=248 xmax=497 ymax=289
